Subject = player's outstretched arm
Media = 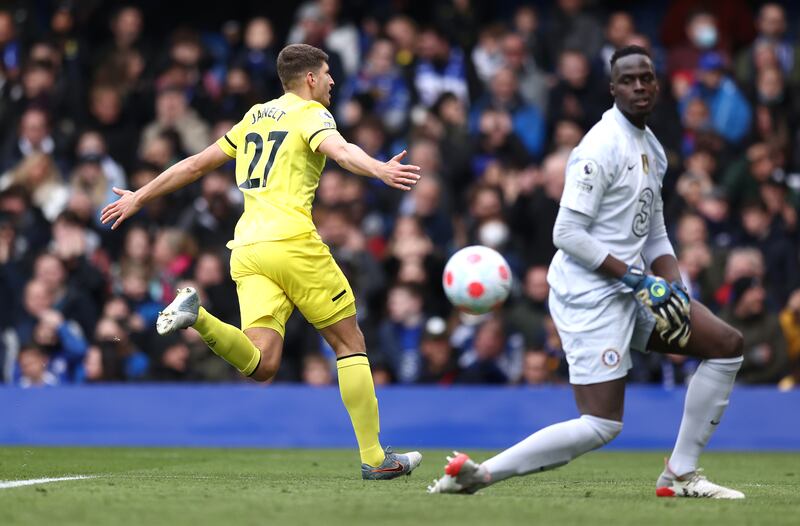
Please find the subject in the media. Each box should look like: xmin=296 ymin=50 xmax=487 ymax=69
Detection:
xmin=317 ymin=134 xmax=421 ymax=190
xmin=101 ymin=143 xmax=232 ymax=230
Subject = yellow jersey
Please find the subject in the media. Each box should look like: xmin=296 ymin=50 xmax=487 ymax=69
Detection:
xmin=216 ymin=92 xmax=340 ymax=248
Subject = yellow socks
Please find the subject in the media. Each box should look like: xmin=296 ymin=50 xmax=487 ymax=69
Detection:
xmin=336 ymin=354 xmax=385 ymax=466
xmin=193 ymin=307 xmax=261 ymax=376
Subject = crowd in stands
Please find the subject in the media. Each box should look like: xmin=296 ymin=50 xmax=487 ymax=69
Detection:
xmin=1 ymin=0 xmax=799 ymax=389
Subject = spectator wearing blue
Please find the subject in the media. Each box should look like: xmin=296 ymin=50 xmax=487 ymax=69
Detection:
xmin=16 ymin=345 xmax=59 ymax=388
xmin=377 ymin=282 xmax=426 ymax=384
xmin=339 ymin=39 xmax=411 ymax=135
xmin=413 ymin=26 xmax=470 ymax=108
xmin=735 ymin=3 xmax=800 ymax=91
xmin=681 ymin=52 xmax=751 ymax=144
xmin=469 ymin=67 xmax=546 ymax=159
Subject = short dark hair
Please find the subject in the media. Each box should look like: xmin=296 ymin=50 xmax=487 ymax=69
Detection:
xmin=610 ymin=45 xmax=651 ymax=69
xmin=277 ymin=44 xmax=329 ymax=90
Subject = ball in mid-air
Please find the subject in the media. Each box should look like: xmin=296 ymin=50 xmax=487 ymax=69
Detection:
xmin=442 ymin=245 xmax=512 ymax=314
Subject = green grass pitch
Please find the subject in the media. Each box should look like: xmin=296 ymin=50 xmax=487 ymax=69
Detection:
xmin=1 ymin=448 xmax=798 ymax=526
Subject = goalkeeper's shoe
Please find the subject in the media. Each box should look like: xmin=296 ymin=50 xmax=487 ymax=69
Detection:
xmin=656 ymin=461 xmax=744 ymax=499
xmin=427 ymin=452 xmax=490 ymax=494
xmin=361 ymin=447 xmax=422 ymax=480
xmin=156 ymin=287 xmax=199 ymax=336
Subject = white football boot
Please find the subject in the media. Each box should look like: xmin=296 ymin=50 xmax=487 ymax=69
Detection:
xmin=427 ymin=452 xmax=490 ymax=494
xmin=656 ymin=460 xmax=744 ymax=499
xmin=156 ymin=287 xmax=200 ymax=335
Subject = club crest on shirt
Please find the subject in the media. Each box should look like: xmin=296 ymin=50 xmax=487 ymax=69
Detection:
xmin=641 ymin=154 xmax=649 ymax=174
xmin=601 ymin=348 xmax=621 ymax=368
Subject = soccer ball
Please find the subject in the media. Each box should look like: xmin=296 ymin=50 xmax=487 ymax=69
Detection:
xmin=442 ymin=245 xmax=512 ymax=314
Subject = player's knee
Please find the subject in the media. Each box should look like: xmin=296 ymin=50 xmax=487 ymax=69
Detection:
xmin=720 ymin=327 xmax=744 ymax=359
xmin=580 ymin=415 xmax=623 ymax=446
xmin=250 ymin=353 xmax=280 ymax=382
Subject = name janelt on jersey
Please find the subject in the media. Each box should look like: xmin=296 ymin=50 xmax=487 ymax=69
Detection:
xmin=251 ymin=105 xmax=287 ymax=124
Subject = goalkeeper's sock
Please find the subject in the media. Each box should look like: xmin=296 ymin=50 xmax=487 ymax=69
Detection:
xmin=666 ymin=356 xmax=742 ymax=477
xmin=481 ymin=415 xmax=622 ymax=483
xmin=193 ymin=307 xmax=261 ymax=376
xmin=337 ymin=354 xmax=385 ymax=467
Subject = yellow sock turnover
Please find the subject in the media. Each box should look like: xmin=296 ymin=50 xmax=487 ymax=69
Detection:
xmin=336 ymin=353 xmax=385 ymax=466
xmin=193 ymin=307 xmax=261 ymax=376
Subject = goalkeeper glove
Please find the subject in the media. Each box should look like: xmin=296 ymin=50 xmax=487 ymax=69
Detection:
xmin=621 ymin=266 xmax=692 ymax=348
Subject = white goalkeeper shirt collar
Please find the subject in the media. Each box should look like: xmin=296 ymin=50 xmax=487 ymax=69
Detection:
xmin=611 ymin=104 xmax=648 ymax=137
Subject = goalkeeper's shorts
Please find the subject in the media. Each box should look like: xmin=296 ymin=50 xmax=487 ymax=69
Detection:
xmin=230 ymin=231 xmax=356 ymax=337
xmin=549 ymin=290 xmax=656 ymax=385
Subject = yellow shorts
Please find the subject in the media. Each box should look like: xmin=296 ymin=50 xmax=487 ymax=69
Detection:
xmin=230 ymin=231 xmax=356 ymax=336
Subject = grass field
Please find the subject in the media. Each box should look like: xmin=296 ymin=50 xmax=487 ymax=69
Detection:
xmin=1 ymin=448 xmax=798 ymax=526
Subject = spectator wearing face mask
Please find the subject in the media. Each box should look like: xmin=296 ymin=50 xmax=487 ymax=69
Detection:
xmin=666 ymin=9 xmax=732 ymax=79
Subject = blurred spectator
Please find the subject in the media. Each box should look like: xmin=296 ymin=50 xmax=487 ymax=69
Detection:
xmin=377 ymin=282 xmax=426 ymax=383
xmin=470 ymin=67 xmax=546 ymax=158
xmin=0 ymin=153 xmax=68 ymax=222
xmin=151 ymin=335 xmax=193 ymax=381
xmin=500 ymin=32 xmax=548 ymax=112
xmin=16 ymin=344 xmax=58 ymax=388
xmin=0 ymin=9 xmax=21 ymax=81
xmin=384 ymin=15 xmax=417 ymax=69
xmin=779 ymin=289 xmax=800 ymax=390
xmin=738 ymin=199 xmax=799 ymax=307
xmin=506 ymin=265 xmax=549 ymax=348
xmin=416 ymin=316 xmax=459 ymax=385
xmin=1 ymin=107 xmax=68 ymax=173
xmin=548 ymin=49 xmax=609 ymax=131
xmin=92 ymin=316 xmax=149 ymax=381
xmin=413 ymin=25 xmax=471 ymax=108
xmin=85 ymin=84 xmax=139 ymax=171
xmin=735 ymin=3 xmax=799 ymax=90
xmin=520 ymin=348 xmax=558 ymax=385
xmin=141 ymin=86 xmax=210 ymax=156
xmin=680 ymin=52 xmax=751 ymax=144
xmin=286 ymin=3 xmax=345 ymax=106
xmin=456 ymin=315 xmax=519 ymax=384
xmin=543 ymin=0 xmax=604 ymax=69
xmin=152 ymin=228 xmax=197 ymax=304
xmin=721 ymin=276 xmax=788 ymax=384
xmin=599 ymin=12 xmax=635 ymax=77
xmin=232 ymin=17 xmax=281 ymax=100
xmin=32 ymin=252 xmax=97 ymax=338
xmin=509 ymin=152 xmax=566 ymax=266
xmin=178 ymin=170 xmax=241 ymax=248
xmin=666 ymin=8 xmax=731 ymax=77
xmin=660 ymin=0 xmax=755 ymax=55
xmin=339 ymin=38 xmax=410 ymax=134
xmin=471 ymin=24 xmax=506 ymax=88
xmin=301 ymin=352 xmax=333 ymax=386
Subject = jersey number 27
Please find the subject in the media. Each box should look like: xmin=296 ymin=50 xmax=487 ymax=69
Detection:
xmin=239 ymin=130 xmax=288 ymax=189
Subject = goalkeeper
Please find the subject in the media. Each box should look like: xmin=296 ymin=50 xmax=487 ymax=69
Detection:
xmin=429 ymin=46 xmax=745 ymax=499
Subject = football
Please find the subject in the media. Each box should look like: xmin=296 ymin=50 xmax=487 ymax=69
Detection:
xmin=442 ymin=245 xmax=512 ymax=314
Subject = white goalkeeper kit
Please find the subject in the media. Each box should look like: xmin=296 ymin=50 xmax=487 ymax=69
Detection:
xmin=547 ymin=104 xmax=671 ymax=384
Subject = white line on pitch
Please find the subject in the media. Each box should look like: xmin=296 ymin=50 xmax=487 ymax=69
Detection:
xmin=0 ymin=475 xmax=95 ymax=490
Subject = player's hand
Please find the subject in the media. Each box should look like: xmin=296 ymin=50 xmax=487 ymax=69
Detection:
xmin=376 ymin=150 xmax=421 ymax=191
xmin=622 ymin=267 xmax=692 ymax=348
xmin=101 ymin=187 xmax=141 ymax=230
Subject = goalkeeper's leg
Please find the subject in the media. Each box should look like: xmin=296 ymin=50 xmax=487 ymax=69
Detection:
xmin=648 ymin=299 xmax=744 ymax=494
xmin=430 ymin=378 xmax=624 ymax=493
